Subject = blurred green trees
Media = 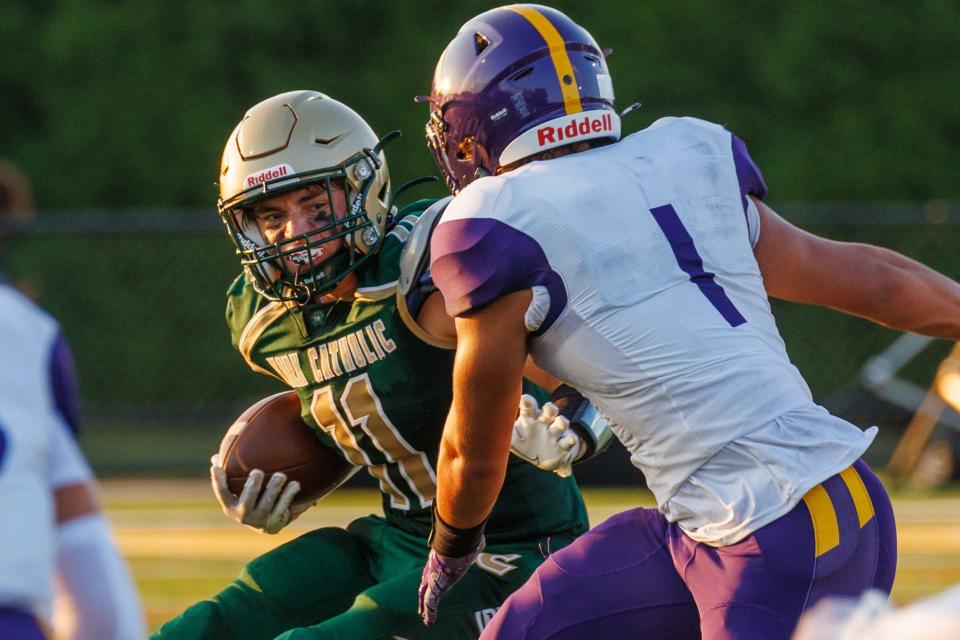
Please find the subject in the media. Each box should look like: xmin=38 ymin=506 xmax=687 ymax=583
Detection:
xmin=3 ymin=0 xmax=960 ymax=208
xmin=3 ymin=2 xmax=958 ymax=474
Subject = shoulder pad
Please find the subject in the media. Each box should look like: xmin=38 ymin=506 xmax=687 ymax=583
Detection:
xmin=398 ymin=196 xmax=451 ymax=296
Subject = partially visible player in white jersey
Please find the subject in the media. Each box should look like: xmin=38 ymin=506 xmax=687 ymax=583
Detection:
xmin=414 ymin=5 xmax=960 ymax=640
xmin=793 ymin=583 xmax=960 ymax=640
xmin=0 ymin=283 xmax=144 ymax=639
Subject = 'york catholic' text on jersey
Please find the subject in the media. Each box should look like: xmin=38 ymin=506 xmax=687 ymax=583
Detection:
xmin=225 ymin=201 xmax=588 ymax=543
xmin=430 ymin=117 xmax=875 ymax=546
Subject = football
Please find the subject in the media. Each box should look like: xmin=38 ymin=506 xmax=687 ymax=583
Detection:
xmin=218 ymin=390 xmax=357 ymax=505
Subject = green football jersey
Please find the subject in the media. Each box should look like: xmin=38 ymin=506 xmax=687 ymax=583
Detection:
xmin=225 ymin=199 xmax=588 ymax=543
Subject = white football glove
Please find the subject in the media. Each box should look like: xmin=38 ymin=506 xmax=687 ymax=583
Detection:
xmin=210 ymin=454 xmax=314 ymax=534
xmin=510 ymin=394 xmax=582 ymax=478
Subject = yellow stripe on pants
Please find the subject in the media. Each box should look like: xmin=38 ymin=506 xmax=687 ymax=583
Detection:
xmin=802 ymin=484 xmax=840 ymax=557
xmin=840 ymin=466 xmax=876 ymax=528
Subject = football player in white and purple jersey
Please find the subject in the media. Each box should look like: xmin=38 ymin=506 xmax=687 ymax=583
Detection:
xmin=415 ymin=5 xmax=960 ymax=639
xmin=0 ymin=283 xmax=144 ymax=639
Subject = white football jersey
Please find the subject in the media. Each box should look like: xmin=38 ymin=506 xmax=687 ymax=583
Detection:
xmin=431 ymin=117 xmax=874 ymax=545
xmin=0 ymin=285 xmax=65 ymax=614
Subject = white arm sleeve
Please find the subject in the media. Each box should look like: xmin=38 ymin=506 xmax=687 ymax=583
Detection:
xmin=52 ymin=513 xmax=146 ymax=640
xmin=47 ymin=417 xmax=145 ymax=639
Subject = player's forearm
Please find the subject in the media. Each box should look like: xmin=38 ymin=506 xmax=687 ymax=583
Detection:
xmin=838 ymin=244 xmax=960 ymax=339
xmin=436 ymin=432 xmax=509 ymax=528
xmin=757 ymin=199 xmax=960 ymax=339
xmin=436 ymin=303 xmax=527 ymax=528
xmin=54 ymin=511 xmax=146 ymax=640
xmin=436 ymin=363 xmax=520 ymax=527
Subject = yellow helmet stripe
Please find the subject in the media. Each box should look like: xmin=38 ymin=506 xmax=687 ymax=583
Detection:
xmin=507 ymin=5 xmax=582 ymax=114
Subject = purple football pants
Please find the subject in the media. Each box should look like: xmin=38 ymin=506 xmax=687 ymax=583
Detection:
xmin=481 ymin=460 xmax=896 ymax=640
xmin=0 ymin=607 xmax=46 ymax=639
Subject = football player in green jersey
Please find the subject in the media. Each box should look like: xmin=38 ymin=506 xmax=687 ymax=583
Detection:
xmin=152 ymin=91 xmax=609 ymax=640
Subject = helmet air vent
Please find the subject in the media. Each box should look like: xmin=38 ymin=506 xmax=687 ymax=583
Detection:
xmin=237 ymin=104 xmax=297 ymax=160
xmin=510 ymin=67 xmax=534 ymax=82
xmin=474 ymin=32 xmax=490 ymax=55
xmin=314 ymin=135 xmax=342 ymax=146
xmin=456 ymin=137 xmax=476 ymax=162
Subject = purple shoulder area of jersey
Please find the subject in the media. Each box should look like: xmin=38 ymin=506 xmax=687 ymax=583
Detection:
xmin=430 ymin=217 xmax=566 ymax=336
xmin=731 ymin=134 xmax=768 ymax=215
xmin=49 ymin=332 xmax=81 ymax=436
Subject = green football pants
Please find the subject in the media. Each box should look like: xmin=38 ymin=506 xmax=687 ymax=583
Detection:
xmin=152 ymin=515 xmax=577 ymax=640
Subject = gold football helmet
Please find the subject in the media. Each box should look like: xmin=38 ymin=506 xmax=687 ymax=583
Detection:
xmin=218 ymin=91 xmax=393 ymax=302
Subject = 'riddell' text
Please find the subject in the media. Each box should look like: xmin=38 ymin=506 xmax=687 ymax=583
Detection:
xmin=537 ymin=113 xmax=614 ymax=146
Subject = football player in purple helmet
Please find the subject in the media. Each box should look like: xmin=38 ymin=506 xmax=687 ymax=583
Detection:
xmin=417 ymin=4 xmax=960 ymax=639
xmin=420 ymin=3 xmax=619 ymax=194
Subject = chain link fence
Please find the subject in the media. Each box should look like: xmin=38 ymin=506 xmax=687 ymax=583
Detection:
xmin=3 ymin=203 xmax=959 ymax=481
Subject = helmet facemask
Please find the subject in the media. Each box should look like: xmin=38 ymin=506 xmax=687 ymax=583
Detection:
xmin=219 ymin=149 xmax=387 ymax=305
xmin=424 ymin=106 xmax=495 ymax=194
xmin=217 ymin=91 xmax=394 ymax=305
xmin=424 ymin=108 xmax=457 ymax=193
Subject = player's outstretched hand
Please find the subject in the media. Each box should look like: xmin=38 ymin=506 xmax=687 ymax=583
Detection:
xmin=418 ymin=544 xmax=484 ymax=626
xmin=510 ymin=394 xmax=582 ymax=477
xmin=210 ymin=454 xmax=312 ymax=534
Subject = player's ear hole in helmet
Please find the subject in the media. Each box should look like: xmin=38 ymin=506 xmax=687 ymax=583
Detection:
xmin=419 ymin=4 xmax=621 ymax=194
xmin=218 ymin=90 xmax=397 ymax=304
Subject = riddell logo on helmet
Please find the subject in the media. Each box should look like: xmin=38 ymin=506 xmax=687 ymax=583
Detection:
xmin=536 ymin=113 xmax=614 ymax=147
xmin=245 ymin=164 xmax=296 ymax=188
xmin=498 ymin=111 xmax=621 ymax=166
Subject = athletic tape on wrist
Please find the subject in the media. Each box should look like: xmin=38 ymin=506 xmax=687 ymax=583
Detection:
xmin=428 ymin=503 xmax=486 ymax=558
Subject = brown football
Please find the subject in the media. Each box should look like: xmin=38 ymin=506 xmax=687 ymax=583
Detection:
xmin=218 ymin=390 xmax=356 ymax=505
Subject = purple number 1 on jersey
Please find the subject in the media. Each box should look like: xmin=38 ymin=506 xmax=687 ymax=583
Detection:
xmin=649 ymin=204 xmax=747 ymax=327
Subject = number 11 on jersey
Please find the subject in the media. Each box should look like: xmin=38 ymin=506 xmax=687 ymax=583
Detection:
xmin=310 ymin=374 xmax=436 ymax=510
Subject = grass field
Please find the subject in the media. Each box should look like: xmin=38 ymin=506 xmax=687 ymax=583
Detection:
xmin=102 ymin=478 xmax=960 ymax=633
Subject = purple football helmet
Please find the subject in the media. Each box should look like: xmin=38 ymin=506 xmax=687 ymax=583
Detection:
xmin=423 ymin=4 xmax=620 ymax=193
